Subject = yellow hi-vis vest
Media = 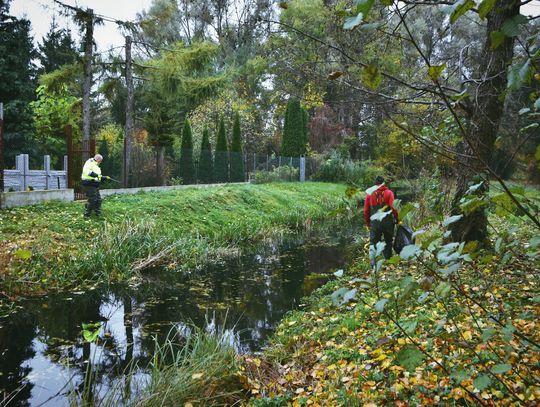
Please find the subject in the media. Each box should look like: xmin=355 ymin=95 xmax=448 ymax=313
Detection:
xmin=81 ymin=158 xmax=102 ymax=182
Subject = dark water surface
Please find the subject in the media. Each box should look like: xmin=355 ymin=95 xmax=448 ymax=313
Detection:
xmin=0 ymin=227 xmax=359 ymax=406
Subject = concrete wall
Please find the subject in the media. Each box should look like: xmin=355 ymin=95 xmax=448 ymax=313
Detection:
xmin=0 ymin=189 xmax=74 ymax=209
xmin=3 ymin=154 xmax=68 ymax=192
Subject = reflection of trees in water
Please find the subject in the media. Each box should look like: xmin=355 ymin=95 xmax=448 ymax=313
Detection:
xmin=1 ymin=240 xmax=351 ymax=405
xmin=0 ymin=311 xmax=36 ymax=406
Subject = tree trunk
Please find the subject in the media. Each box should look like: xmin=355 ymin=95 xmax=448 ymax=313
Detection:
xmin=449 ymin=0 xmax=520 ymax=243
xmin=82 ymin=9 xmax=94 ymax=156
xmin=123 ymin=35 xmax=134 ymax=188
xmin=156 ymin=146 xmax=165 ymax=186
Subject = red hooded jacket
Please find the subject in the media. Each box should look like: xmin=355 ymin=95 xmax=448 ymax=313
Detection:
xmin=363 ymin=184 xmax=399 ymax=227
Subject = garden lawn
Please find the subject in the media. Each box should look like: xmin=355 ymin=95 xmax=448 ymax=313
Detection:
xmin=0 ymin=182 xmax=346 ymax=300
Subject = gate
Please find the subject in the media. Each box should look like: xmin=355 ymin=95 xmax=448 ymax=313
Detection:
xmin=66 ymin=125 xmax=95 ymax=200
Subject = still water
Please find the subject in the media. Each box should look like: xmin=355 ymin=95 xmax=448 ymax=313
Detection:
xmin=0 ymin=229 xmax=359 ymax=406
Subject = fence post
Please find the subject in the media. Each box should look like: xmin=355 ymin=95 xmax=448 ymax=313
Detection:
xmin=63 ymin=155 xmax=68 ymax=189
xmin=278 ymin=156 xmax=281 ymax=167
xmin=15 ymin=155 xmax=21 ymax=191
xmin=22 ymin=154 xmax=29 ymax=191
xmin=44 ymin=155 xmax=51 ymax=190
xmin=66 ymin=125 xmax=74 ymax=189
xmin=266 ymin=155 xmax=269 ymax=171
xmin=0 ymin=102 xmax=4 ymax=193
xmin=300 ymin=156 xmax=305 ymax=182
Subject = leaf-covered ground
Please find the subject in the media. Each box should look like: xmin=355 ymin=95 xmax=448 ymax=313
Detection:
xmin=243 ymin=217 xmax=540 ymax=406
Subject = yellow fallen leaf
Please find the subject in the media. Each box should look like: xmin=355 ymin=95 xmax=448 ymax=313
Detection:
xmin=463 ymin=331 xmax=473 ymax=340
xmin=191 ymin=373 xmax=203 ymax=379
xmin=184 ymin=403 xmax=193 ymax=407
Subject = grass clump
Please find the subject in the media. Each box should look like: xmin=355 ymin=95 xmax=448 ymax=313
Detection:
xmin=68 ymin=327 xmax=245 ymax=407
xmin=133 ymin=328 xmax=245 ymax=406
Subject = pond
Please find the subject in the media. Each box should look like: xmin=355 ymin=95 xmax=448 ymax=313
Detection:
xmin=0 ymin=223 xmax=361 ymax=406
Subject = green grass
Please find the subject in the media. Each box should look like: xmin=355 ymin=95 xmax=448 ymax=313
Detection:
xmin=0 ymin=182 xmax=347 ymax=299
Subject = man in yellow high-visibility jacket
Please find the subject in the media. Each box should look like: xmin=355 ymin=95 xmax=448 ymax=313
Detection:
xmin=81 ymin=154 xmax=107 ymax=217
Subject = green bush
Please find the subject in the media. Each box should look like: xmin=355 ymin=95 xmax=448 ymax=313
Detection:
xmin=314 ymin=151 xmax=384 ymax=187
xmin=252 ymin=166 xmax=299 ymax=184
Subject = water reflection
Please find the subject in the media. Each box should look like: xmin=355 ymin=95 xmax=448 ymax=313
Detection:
xmin=0 ymin=234 xmax=355 ymax=406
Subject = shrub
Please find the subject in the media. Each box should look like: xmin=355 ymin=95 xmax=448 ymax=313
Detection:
xmin=252 ymin=166 xmax=299 ymax=184
xmin=314 ymin=151 xmax=384 ymax=187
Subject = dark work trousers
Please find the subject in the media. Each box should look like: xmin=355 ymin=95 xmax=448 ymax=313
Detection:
xmin=369 ymin=214 xmax=395 ymax=267
xmin=83 ymin=185 xmax=102 ymax=216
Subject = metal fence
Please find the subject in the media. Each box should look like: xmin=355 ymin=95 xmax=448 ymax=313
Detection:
xmin=98 ymin=147 xmax=315 ymax=189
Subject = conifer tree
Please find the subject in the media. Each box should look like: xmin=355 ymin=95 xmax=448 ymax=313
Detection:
xmin=230 ymin=112 xmax=244 ymax=182
xmin=198 ymin=127 xmax=213 ymax=183
xmin=281 ymin=98 xmax=306 ymax=157
xmin=0 ymin=2 xmax=37 ymax=166
xmin=179 ymin=119 xmax=195 ymax=184
xmin=214 ymin=116 xmax=229 ymax=182
xmin=281 ymin=100 xmax=292 ymax=157
xmin=38 ymin=19 xmax=78 ymax=75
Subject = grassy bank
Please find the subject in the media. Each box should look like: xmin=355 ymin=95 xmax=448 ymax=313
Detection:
xmin=243 ymin=214 xmax=540 ymax=405
xmin=0 ymin=182 xmax=347 ymax=300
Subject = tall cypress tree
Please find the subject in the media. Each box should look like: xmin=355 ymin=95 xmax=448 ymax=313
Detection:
xmin=281 ymin=98 xmax=306 ymax=157
xmin=179 ymin=118 xmax=195 ymax=184
xmin=213 ymin=116 xmax=229 ymax=183
xmin=198 ymin=127 xmax=213 ymax=183
xmin=0 ymin=1 xmax=37 ymax=166
xmin=281 ymin=100 xmax=292 ymax=157
xmin=230 ymin=112 xmax=244 ymax=182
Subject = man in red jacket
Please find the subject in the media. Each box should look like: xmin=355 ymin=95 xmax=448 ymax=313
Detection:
xmin=364 ymin=176 xmax=399 ymax=264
